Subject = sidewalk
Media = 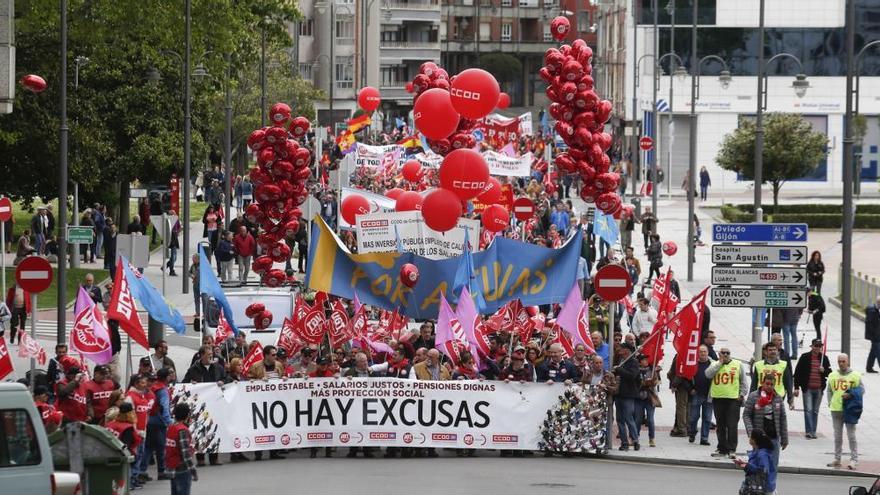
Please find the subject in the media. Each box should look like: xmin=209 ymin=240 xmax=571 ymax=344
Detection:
xmin=594 ymin=193 xmax=880 ymax=476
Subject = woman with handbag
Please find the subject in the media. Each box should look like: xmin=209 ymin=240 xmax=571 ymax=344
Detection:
xmin=734 ymin=430 xmax=777 ymax=495
xmin=636 ymin=353 xmax=662 ymax=447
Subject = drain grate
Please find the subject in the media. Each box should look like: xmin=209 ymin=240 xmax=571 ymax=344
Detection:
xmin=529 ymin=483 xmax=576 ymax=488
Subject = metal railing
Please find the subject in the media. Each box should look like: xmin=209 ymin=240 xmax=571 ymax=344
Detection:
xmin=384 ymin=0 xmax=440 ymax=9
xmin=379 ymin=40 xmax=439 ymax=48
xmin=839 ymin=265 xmax=880 ymax=310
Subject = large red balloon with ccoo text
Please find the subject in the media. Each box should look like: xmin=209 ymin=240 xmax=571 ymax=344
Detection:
xmin=450 ymin=68 xmax=500 ymax=120
xmin=421 ymin=188 xmax=462 ymax=232
xmin=482 ymin=204 xmax=510 ymax=232
xmin=357 ymin=86 xmax=381 ymax=112
xmin=402 ymin=160 xmax=422 ymax=182
xmin=439 ymin=148 xmax=490 ymax=201
xmin=413 ymin=88 xmax=460 ymax=140
xmin=341 ymin=194 xmax=371 ymax=225
xmin=476 ymin=177 xmax=502 ymax=205
xmin=395 ymin=191 xmax=423 ymax=212
xmin=550 ymin=16 xmax=571 ymax=41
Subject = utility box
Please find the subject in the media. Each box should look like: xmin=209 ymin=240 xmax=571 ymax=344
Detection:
xmin=49 ymin=422 xmax=134 ymax=495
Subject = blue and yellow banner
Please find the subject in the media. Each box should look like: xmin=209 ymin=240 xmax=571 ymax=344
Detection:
xmin=305 ymin=216 xmax=582 ymax=318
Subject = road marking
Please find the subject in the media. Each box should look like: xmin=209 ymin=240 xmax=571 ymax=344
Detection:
xmin=19 ymin=270 xmax=50 ymax=279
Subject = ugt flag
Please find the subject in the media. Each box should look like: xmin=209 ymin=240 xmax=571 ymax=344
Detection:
xmin=72 ymin=287 xmax=113 ymax=365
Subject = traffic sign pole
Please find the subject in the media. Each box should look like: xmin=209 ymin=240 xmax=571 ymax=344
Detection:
xmin=0 ymin=196 xmax=12 ymax=297
xmin=605 ymin=300 xmax=615 ymax=453
xmin=29 ymin=293 xmax=36 ymax=392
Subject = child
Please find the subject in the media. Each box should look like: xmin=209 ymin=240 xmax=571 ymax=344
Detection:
xmin=734 ymin=430 xmax=777 ymax=495
xmin=166 ymin=403 xmax=198 ymax=495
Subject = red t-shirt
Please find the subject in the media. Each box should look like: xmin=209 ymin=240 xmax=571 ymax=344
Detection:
xmin=55 ymin=378 xmax=89 ymax=422
xmin=84 ymin=379 xmax=117 ymax=421
xmin=126 ymin=390 xmax=155 ymax=432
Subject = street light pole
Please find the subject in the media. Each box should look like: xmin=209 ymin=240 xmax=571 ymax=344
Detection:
xmin=686 ymin=0 xmax=695 ymax=283
xmin=666 ymin=0 xmax=675 ymax=198
xmin=58 ymin=0 xmax=69 ymax=344
xmin=630 ymin=0 xmax=638 ymax=197
xmin=224 ymin=54 xmax=233 ymax=222
xmin=330 ymin=3 xmax=335 ymax=130
xmin=753 ymin=0 xmax=765 ymax=223
xmin=841 ymin=0 xmax=855 ymax=355
xmin=651 ymin=0 xmax=658 ymax=215
xmin=182 ymin=0 xmax=192 ymax=294
xmin=261 ymin=20 xmax=268 ymax=127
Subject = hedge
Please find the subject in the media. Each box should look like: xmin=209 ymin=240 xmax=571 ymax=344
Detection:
xmin=728 ymin=203 xmax=880 ymax=215
xmin=720 ymin=205 xmax=880 ymax=229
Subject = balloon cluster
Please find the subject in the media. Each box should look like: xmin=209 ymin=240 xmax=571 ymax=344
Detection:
xmin=244 ymin=102 xmax=311 ymax=287
xmin=245 ymin=303 xmax=274 ymax=330
xmin=541 ymin=34 xmax=622 ymax=215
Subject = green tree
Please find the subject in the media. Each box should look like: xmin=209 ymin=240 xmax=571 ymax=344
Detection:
xmin=715 ymin=113 xmax=828 ymax=210
xmin=477 ymin=53 xmax=522 ymax=83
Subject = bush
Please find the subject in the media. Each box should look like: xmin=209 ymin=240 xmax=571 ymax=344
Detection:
xmin=721 ymin=205 xmax=880 ymax=229
xmin=720 ymin=204 xmax=753 ymax=223
xmin=728 ymin=203 xmax=880 ymax=215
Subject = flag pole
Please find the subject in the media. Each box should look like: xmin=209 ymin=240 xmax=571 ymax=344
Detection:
xmin=604 ymin=299 xmax=615 ymax=452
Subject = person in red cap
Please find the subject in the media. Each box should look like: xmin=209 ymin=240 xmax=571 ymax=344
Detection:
xmin=502 ymin=346 xmax=535 ymax=383
xmin=55 ymin=360 xmax=89 ymax=423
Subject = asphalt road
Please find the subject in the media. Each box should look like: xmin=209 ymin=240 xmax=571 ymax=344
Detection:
xmin=136 ymin=453 xmax=871 ymax=495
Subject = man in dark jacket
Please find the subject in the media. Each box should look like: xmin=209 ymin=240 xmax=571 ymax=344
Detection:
xmin=182 ymin=346 xmax=227 ymax=466
xmin=667 ymin=353 xmax=692 ymax=437
xmin=536 ymin=343 xmax=581 ymax=383
xmin=793 ymin=338 xmax=832 ymax=439
xmin=613 ymin=343 xmax=642 ymax=451
xmin=866 ymin=295 xmax=880 ymax=373
xmin=688 ymin=345 xmax=714 ymax=445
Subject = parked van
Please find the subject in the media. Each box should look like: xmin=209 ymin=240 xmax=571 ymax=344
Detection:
xmin=203 ymin=289 xmax=296 ymax=348
xmin=0 ymin=382 xmax=80 ymax=495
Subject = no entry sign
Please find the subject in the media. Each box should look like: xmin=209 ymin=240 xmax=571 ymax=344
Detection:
xmin=593 ymin=264 xmax=632 ymax=301
xmin=639 ymin=136 xmax=654 ymax=151
xmin=0 ymin=197 xmax=11 ymax=222
xmin=15 ymin=256 xmax=53 ymax=293
xmin=512 ymin=197 xmax=535 ymax=221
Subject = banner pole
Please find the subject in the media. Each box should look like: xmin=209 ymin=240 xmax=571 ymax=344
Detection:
xmin=605 ymin=300 xmax=615 ymax=452
xmin=30 ymin=293 xmax=37 ymax=392
xmin=126 ymin=337 xmax=133 ymax=380
xmin=1 ymin=225 xmax=6 ymax=296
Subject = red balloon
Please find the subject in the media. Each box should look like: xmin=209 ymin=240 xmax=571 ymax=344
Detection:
xmin=402 ymin=160 xmax=423 ymax=182
xmin=497 ymin=92 xmax=510 ymax=109
xmin=450 ymin=68 xmax=500 ymax=120
xmin=476 ymin=177 xmax=502 ymax=205
xmin=269 ymin=242 xmax=292 ymax=263
xmin=251 ymin=256 xmax=274 ymax=276
xmin=439 ymin=149 xmax=490 ymax=200
xmin=405 ymin=81 xmax=414 ymax=93
xmin=400 ymin=263 xmax=420 ymax=288
xmin=357 ymin=86 xmax=381 ymax=112
xmin=550 ymin=16 xmax=571 ymax=41
xmin=395 ymin=191 xmax=423 ymax=211
xmin=288 ymin=116 xmax=310 ymax=137
xmin=414 ymin=88 xmax=460 ymax=140
xmin=245 ymin=303 xmax=266 ymax=318
xmin=481 ymin=204 xmax=510 ymax=233
xmin=595 ymin=192 xmax=622 ymax=215
xmin=662 ymin=241 xmax=678 ymax=256
xmin=270 ymin=103 xmax=291 ymax=125
xmin=20 ymin=74 xmax=47 ymax=93
xmin=421 ymin=189 xmax=462 ymax=232
xmin=254 ymin=309 xmax=275 ymax=328
xmin=341 ymin=194 xmax=371 ymax=225
xmin=385 ymin=187 xmax=405 ymax=200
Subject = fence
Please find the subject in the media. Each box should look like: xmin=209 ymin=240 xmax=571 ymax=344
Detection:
xmin=839 ymin=264 xmax=880 ymax=310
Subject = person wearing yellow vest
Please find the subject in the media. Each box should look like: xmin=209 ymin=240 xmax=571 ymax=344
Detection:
xmin=826 ymin=354 xmax=863 ymax=470
xmin=751 ymin=342 xmax=794 ymax=410
xmin=705 ymin=347 xmax=749 ymax=459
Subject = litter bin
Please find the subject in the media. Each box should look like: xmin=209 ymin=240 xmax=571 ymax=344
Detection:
xmin=49 ymin=422 xmax=134 ymax=495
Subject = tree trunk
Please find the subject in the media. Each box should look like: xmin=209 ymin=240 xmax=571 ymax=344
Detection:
xmin=772 ymin=181 xmax=781 ymax=213
xmin=119 ymin=181 xmax=130 ymax=229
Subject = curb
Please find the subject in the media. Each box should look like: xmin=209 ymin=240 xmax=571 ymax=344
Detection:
xmin=601 ymin=453 xmax=877 ymax=478
xmin=829 ymin=297 xmax=866 ymax=322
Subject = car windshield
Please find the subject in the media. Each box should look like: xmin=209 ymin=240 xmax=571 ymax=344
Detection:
xmin=204 ymin=293 xmax=292 ymax=331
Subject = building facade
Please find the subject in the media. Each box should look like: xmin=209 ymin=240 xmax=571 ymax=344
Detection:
xmin=595 ymin=0 xmax=880 ymax=193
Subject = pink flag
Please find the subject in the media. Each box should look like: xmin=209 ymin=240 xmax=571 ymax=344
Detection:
xmin=555 ymin=283 xmax=587 ymax=343
xmin=436 ymin=293 xmax=467 ymax=366
xmin=500 ymin=142 xmax=517 ymax=157
xmin=17 ymin=332 xmax=47 ymax=366
xmin=456 ymin=287 xmax=488 ymax=364
xmin=71 ymin=287 xmax=113 ymax=365
xmin=353 ymin=291 xmax=362 ymax=313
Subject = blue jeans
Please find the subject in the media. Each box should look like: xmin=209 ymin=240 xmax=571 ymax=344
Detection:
xmin=802 ymin=388 xmax=822 ymax=436
xmin=35 ymin=233 xmax=45 ymax=254
xmin=615 ymin=397 xmax=639 ymax=446
xmin=782 ymin=323 xmax=799 ymax=357
xmin=130 ymin=440 xmax=145 ymax=480
xmin=867 ymin=340 xmax=880 ymax=370
xmin=688 ymin=394 xmax=714 ymax=441
xmin=168 ymin=247 xmax=178 ymax=273
xmin=637 ymin=398 xmax=656 ymax=440
xmin=171 ymin=470 xmax=192 ymax=495
xmin=770 ymin=438 xmax=781 ymax=470
xmin=139 ymin=424 xmax=167 ymax=476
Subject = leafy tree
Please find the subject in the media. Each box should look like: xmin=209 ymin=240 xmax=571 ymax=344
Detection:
xmin=715 ymin=113 xmax=828 ymax=210
xmin=0 ymin=0 xmax=307 ymax=220
xmin=477 ymin=53 xmax=523 ymax=83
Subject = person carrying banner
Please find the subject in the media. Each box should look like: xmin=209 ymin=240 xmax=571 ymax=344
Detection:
xmin=412 ymin=349 xmax=450 ymax=457
xmin=688 ymin=346 xmax=714 ymax=446
xmin=537 ymin=343 xmax=581 ymax=383
xmin=706 ymin=347 xmax=749 ymax=458
xmin=166 ymin=403 xmax=198 ymax=495
xmin=182 ymin=345 xmax=228 ymax=466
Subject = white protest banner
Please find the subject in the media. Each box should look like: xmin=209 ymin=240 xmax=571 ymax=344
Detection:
xmin=411 ymin=151 xmax=443 ymax=169
xmin=518 ymin=111 xmax=533 ymax=136
xmin=483 ymin=151 xmax=533 ymax=177
xmin=339 ymin=187 xmax=398 ymax=230
xmin=354 ymin=210 xmax=479 ymax=259
xmin=342 ymin=143 xmax=404 ymax=171
xmin=172 ymin=378 xmax=608 ymax=453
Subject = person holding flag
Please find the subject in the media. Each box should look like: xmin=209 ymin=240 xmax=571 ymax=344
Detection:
xmin=706 ymin=347 xmax=749 ymax=459
xmin=612 ymin=343 xmax=642 ymax=451
xmin=688 ymin=345 xmax=715 ymax=446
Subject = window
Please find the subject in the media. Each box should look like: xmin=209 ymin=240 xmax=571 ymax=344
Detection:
xmin=577 ymin=12 xmax=590 ymax=33
xmin=335 ymin=0 xmax=355 ymax=4
xmin=381 ymin=25 xmax=401 ymax=42
xmin=502 ymin=0 xmax=512 ymax=6
xmin=299 ymin=19 xmax=314 ymax=37
xmin=479 ymin=22 xmax=491 ymax=39
xmin=542 ymin=24 xmax=552 ymax=42
xmin=299 ymin=63 xmax=313 ymax=81
xmin=0 ymin=410 xmax=41 ymax=468
xmin=381 ymin=65 xmax=409 ymax=86
xmin=335 ymin=17 xmax=355 ymax=45
xmin=519 ymin=0 xmax=538 ymax=6
xmin=501 ymin=23 xmax=512 ymax=42
xmin=335 ymin=56 xmax=354 ymax=89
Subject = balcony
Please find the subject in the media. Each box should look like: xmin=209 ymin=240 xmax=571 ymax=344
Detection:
xmin=444 ymin=1 xmax=544 ymax=19
xmin=442 ymin=37 xmax=553 ymax=54
xmin=380 ymin=40 xmax=442 ymax=63
xmin=383 ymin=0 xmax=441 ymax=23
xmin=378 ymin=85 xmax=415 ymax=104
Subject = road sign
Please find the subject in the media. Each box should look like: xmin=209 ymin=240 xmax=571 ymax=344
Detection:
xmin=0 ymin=197 xmax=11 ymax=222
xmin=711 ymin=244 xmax=807 ymax=265
xmin=593 ymin=264 xmax=633 ymax=301
xmin=15 ymin=256 xmax=53 ymax=293
xmin=710 ymin=288 xmax=806 ymax=308
xmin=512 ymin=197 xmax=535 ymax=221
xmin=639 ymin=136 xmax=654 ymax=151
xmin=130 ymin=188 xmax=148 ymax=199
xmin=711 ymin=266 xmax=808 ymax=287
xmin=712 ymin=223 xmax=808 ymax=243
xmin=66 ymin=226 xmax=94 ymax=244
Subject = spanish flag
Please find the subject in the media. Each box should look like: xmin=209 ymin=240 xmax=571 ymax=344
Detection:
xmin=335 ymin=130 xmax=356 ymax=154
xmin=397 ymin=133 xmax=421 ymax=150
xmin=346 ymin=113 xmax=372 ymax=134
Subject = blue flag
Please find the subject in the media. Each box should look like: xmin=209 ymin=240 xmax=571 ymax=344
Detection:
xmin=199 ymin=245 xmax=239 ymax=335
xmin=395 ymin=117 xmax=406 ymax=129
xmin=540 ymin=110 xmax=550 ymax=135
xmin=452 ymin=227 xmax=487 ymax=312
xmin=594 ymin=210 xmax=620 ymax=247
xmin=119 ymin=256 xmax=186 ymax=334
xmin=394 ymin=225 xmax=404 ymax=254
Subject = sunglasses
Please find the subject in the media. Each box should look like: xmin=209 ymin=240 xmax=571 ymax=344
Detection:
xmin=720 ymin=351 xmax=730 ymax=355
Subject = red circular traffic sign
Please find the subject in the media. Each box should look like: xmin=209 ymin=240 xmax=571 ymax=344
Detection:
xmin=0 ymin=197 xmax=12 ymax=222
xmin=512 ymin=197 xmax=535 ymax=221
xmin=15 ymin=256 xmax=54 ymax=293
xmin=639 ymin=136 xmax=654 ymax=151
xmin=593 ymin=264 xmax=632 ymax=302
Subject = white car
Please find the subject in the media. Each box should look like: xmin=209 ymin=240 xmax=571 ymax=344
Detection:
xmin=0 ymin=383 xmax=81 ymax=495
xmin=202 ymin=289 xmax=296 ymax=349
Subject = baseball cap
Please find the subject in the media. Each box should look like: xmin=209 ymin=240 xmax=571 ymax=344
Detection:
xmin=811 ymin=338 xmax=823 ymax=347
xmin=316 ymin=356 xmax=330 ymax=365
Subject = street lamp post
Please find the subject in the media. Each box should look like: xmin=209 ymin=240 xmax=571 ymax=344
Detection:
xmin=261 ymin=18 xmax=268 ymax=127
xmin=183 ymin=0 xmax=191 ymax=294
xmin=58 ymin=0 xmax=69 ymax=344
xmin=651 ymin=0 xmax=658 ymax=215
xmin=665 ymin=0 xmax=675 ymax=198
xmin=630 ymin=0 xmax=638 ymax=197
xmin=224 ymin=54 xmax=233 ymax=222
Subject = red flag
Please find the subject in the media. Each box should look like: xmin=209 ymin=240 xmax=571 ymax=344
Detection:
xmin=107 ymin=259 xmax=149 ymax=350
xmin=327 ymin=300 xmax=350 ymax=348
xmin=513 ymin=303 xmax=532 ymax=344
xmin=575 ymin=303 xmax=596 ymax=354
xmin=312 ymin=291 xmax=329 ymax=312
xmin=296 ymin=306 xmax=327 ymax=345
xmin=642 ymin=313 xmax=666 ymax=367
xmin=17 ymin=332 xmax=47 ymax=366
xmin=277 ymin=317 xmax=305 ymax=356
xmin=241 ymin=344 xmax=264 ymax=376
xmin=214 ymin=309 xmax=233 ymax=345
xmin=622 ymin=295 xmax=635 ymax=315
xmin=348 ymin=304 xmax=369 ymax=339
xmin=294 ymin=294 xmax=309 ymax=320
xmin=551 ymin=323 xmax=575 ymax=359
xmin=0 ymin=336 xmax=14 ymax=380
xmin=651 ymin=271 xmax=679 ymax=314
xmin=670 ymin=288 xmax=709 ymax=380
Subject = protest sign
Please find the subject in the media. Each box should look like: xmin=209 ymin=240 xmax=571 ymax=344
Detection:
xmin=355 ymin=211 xmax=479 ymax=259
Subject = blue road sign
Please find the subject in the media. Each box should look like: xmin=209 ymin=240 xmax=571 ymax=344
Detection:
xmin=712 ymin=223 xmax=808 ymax=243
